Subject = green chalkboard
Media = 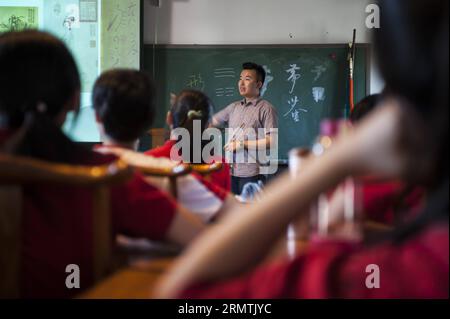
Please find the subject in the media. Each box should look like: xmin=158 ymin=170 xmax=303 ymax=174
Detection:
xmin=144 ymin=44 xmax=369 ymax=160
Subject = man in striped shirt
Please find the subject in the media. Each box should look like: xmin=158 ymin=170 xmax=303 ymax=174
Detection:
xmin=212 ymin=62 xmax=278 ymax=195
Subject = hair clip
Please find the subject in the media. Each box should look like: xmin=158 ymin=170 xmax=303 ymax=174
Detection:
xmin=187 ymin=110 xmax=203 ymax=120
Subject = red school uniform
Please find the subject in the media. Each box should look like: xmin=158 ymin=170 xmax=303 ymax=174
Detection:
xmin=179 ymin=224 xmax=448 ymax=298
xmin=1 ymin=131 xmax=177 ymax=298
xmin=145 ymin=139 xmax=232 ymax=193
xmin=362 ymin=180 xmax=425 ymax=225
xmin=94 ymin=144 xmax=227 ymax=221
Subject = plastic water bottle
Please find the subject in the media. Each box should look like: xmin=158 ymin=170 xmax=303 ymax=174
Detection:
xmin=310 ymin=119 xmax=362 ymax=240
xmin=286 ymin=147 xmax=311 ymax=258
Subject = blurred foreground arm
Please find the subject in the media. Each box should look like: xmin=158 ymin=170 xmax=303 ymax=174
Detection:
xmin=155 ymin=101 xmax=405 ymax=298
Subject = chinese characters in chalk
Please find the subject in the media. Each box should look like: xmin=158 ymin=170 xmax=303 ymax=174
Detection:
xmin=283 ymin=96 xmax=307 ymax=123
xmin=286 ymin=63 xmax=301 ymax=94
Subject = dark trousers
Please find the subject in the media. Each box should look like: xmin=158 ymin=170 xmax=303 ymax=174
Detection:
xmin=231 ymin=175 xmax=266 ymax=195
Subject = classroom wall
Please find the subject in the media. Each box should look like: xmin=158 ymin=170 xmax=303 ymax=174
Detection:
xmin=144 ymin=0 xmax=384 ymax=94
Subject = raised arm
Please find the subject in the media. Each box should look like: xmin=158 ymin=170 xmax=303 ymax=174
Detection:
xmin=155 ymin=101 xmax=404 ymax=298
xmin=164 ymin=205 xmax=206 ymax=246
xmin=210 ymin=104 xmax=233 ymax=129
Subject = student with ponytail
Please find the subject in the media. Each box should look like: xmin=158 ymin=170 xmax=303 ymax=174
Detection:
xmin=0 ymin=30 xmax=204 ymax=298
xmin=146 ymin=90 xmax=231 ymax=192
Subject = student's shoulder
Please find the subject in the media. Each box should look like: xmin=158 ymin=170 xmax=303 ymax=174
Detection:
xmin=145 ymin=140 xmax=174 ymax=158
xmin=79 ymin=146 xmax=118 ymax=166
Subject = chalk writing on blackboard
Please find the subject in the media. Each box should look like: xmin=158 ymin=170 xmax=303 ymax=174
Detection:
xmin=215 ymin=87 xmax=235 ymax=97
xmin=311 ymin=65 xmax=327 ymax=82
xmin=261 ymin=65 xmax=274 ymax=97
xmin=215 ymin=88 xmax=224 ymax=97
xmin=225 ymin=87 xmax=235 ymax=97
xmin=283 ymin=96 xmax=308 ymax=123
xmin=312 ymin=87 xmax=326 ymax=103
xmin=292 ymin=108 xmax=307 ymax=122
xmin=214 ymin=68 xmax=236 ymax=78
xmin=187 ymin=74 xmax=205 ymax=91
xmin=286 ymin=64 xmax=301 ymax=94
xmin=214 ymin=67 xmax=236 ymax=97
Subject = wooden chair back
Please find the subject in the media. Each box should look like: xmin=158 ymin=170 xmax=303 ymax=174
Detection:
xmin=0 ymin=154 xmax=132 ymax=298
xmin=190 ymin=162 xmax=224 ymax=183
xmin=135 ymin=163 xmax=191 ymax=198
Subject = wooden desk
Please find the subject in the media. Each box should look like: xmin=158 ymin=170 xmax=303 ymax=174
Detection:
xmin=79 ymin=236 xmax=179 ymax=299
xmin=79 ymin=236 xmax=307 ymax=299
xmin=79 ymin=220 xmax=390 ymax=299
xmin=79 ymin=258 xmax=173 ymax=299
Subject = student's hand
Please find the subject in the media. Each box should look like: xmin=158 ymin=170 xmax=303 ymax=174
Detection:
xmin=224 ymin=140 xmax=244 ymax=152
xmin=338 ymin=98 xmax=408 ymax=179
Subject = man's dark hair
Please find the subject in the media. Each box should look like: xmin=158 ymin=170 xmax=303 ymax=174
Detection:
xmin=93 ymin=69 xmax=155 ymax=143
xmin=242 ymin=62 xmax=266 ymax=86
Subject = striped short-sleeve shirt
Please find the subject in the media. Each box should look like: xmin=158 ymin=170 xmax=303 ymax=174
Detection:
xmin=213 ymin=97 xmax=278 ymax=177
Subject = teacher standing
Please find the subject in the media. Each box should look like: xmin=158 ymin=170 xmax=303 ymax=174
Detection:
xmin=211 ymin=62 xmax=278 ymax=195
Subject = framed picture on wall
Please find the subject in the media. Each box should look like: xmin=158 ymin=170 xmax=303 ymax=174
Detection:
xmin=0 ymin=0 xmax=144 ymax=142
